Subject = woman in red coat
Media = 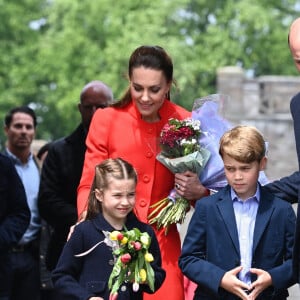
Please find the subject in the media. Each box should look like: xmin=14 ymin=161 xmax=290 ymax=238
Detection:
xmin=77 ymin=45 xmax=207 ymax=300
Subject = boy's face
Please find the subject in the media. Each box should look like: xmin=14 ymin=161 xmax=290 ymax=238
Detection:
xmin=223 ymin=153 xmax=267 ymax=200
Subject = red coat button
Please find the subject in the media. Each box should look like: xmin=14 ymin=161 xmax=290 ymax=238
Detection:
xmin=143 ymin=175 xmax=150 ymax=183
xmin=146 ymin=152 xmax=153 ymax=158
xmin=140 ymin=200 xmax=147 ymax=207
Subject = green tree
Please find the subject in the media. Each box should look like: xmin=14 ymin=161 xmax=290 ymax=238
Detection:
xmin=0 ymin=0 xmax=44 ymax=146
xmin=1 ymin=0 xmax=300 ymax=145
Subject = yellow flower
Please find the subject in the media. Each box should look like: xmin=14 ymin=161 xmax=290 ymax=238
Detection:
xmin=121 ymin=236 xmax=128 ymax=245
xmin=139 ymin=269 xmax=147 ymax=282
xmin=110 ymin=231 xmax=120 ymax=241
xmin=144 ymin=252 xmax=154 ymax=262
xmin=140 ymin=234 xmax=150 ymax=246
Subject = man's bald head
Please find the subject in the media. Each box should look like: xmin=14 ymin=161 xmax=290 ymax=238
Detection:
xmin=78 ymin=80 xmax=113 ymax=129
xmin=80 ymin=81 xmax=113 ymax=103
xmin=289 ymin=18 xmax=300 ymax=72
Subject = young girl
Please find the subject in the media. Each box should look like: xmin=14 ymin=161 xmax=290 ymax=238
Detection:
xmin=52 ymin=158 xmax=165 ymax=300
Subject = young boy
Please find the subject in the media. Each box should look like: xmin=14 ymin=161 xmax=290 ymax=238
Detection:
xmin=179 ymin=125 xmax=296 ymax=300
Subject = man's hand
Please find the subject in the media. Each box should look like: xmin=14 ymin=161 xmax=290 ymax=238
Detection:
xmin=220 ymin=266 xmax=251 ymax=300
xmin=248 ymin=268 xmax=272 ymax=300
xmin=174 ymin=171 xmax=208 ymax=201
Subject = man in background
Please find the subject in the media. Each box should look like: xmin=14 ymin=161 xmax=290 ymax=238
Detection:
xmin=38 ymin=81 xmax=113 ymax=276
xmin=3 ymin=106 xmax=41 ymax=300
xmin=0 ymin=153 xmax=30 ymax=300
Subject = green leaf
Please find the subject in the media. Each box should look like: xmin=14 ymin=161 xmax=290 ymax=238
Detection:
xmin=145 ymin=261 xmax=155 ymax=292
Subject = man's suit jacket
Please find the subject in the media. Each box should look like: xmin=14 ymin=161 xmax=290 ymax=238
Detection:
xmin=179 ymin=185 xmax=296 ymax=300
xmin=291 ymin=93 xmax=300 ymax=169
xmin=0 ymin=153 xmax=30 ymax=297
xmin=38 ymin=123 xmax=86 ymax=270
xmin=265 ymin=92 xmax=300 ymax=283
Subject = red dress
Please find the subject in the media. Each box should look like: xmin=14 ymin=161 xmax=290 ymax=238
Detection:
xmin=78 ymin=100 xmax=190 ymax=300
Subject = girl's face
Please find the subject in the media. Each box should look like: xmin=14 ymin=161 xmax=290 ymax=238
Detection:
xmin=130 ymin=66 xmax=171 ymax=123
xmin=95 ymin=178 xmax=136 ymax=229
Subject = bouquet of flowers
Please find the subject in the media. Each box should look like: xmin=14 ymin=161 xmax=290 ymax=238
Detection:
xmin=106 ymin=228 xmax=155 ymax=300
xmin=192 ymin=94 xmax=269 ymax=188
xmin=148 ymin=118 xmax=211 ymax=234
xmin=75 ymin=227 xmax=155 ymax=300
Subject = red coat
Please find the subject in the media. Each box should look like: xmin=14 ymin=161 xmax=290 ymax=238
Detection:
xmin=78 ymin=99 xmax=190 ymax=300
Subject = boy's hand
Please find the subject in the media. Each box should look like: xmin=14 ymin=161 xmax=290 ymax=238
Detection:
xmin=248 ymin=268 xmax=272 ymax=300
xmin=220 ymin=266 xmax=251 ymax=300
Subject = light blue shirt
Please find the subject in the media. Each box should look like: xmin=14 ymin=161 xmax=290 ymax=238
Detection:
xmin=231 ymin=185 xmax=260 ymax=285
xmin=6 ymin=149 xmax=41 ymax=244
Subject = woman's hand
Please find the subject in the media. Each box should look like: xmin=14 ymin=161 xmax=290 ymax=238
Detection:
xmin=174 ymin=171 xmax=208 ymax=201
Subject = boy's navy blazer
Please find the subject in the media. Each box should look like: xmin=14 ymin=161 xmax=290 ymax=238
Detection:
xmin=52 ymin=212 xmax=165 ymax=300
xmin=179 ymin=184 xmax=296 ymax=300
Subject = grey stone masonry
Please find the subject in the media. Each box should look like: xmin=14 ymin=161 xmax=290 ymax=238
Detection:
xmin=217 ymin=66 xmax=300 ymax=180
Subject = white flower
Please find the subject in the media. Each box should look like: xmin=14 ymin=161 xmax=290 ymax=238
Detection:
xmin=180 ymin=139 xmax=197 ymax=146
xmin=185 ymin=118 xmax=201 ymax=130
xmin=133 ymin=282 xmax=140 ymax=292
xmin=180 ymin=138 xmax=187 ymax=145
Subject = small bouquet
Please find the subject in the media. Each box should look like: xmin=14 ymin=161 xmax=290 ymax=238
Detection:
xmin=106 ymin=228 xmax=155 ymax=300
xmin=148 ymin=118 xmax=210 ymax=234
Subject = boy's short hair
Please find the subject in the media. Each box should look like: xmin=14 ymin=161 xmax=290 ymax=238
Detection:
xmin=219 ymin=125 xmax=266 ymax=163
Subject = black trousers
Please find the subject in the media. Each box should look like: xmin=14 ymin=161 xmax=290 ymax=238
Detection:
xmin=10 ymin=241 xmax=40 ymax=300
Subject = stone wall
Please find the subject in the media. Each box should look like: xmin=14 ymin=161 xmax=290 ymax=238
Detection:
xmin=217 ymin=66 xmax=300 ymax=181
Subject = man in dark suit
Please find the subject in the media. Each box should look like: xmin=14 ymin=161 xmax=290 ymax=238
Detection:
xmin=265 ymin=18 xmax=300 ymax=284
xmin=179 ymin=126 xmax=296 ymax=300
xmin=38 ymin=80 xmax=113 ymax=273
xmin=289 ymin=17 xmax=300 ymax=167
xmin=3 ymin=106 xmax=41 ymax=300
xmin=0 ymin=153 xmax=30 ymax=300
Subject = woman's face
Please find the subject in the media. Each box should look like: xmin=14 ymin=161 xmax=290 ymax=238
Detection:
xmin=130 ymin=67 xmax=171 ymax=122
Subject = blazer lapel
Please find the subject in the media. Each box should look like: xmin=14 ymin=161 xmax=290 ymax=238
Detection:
xmin=216 ymin=188 xmax=240 ymax=256
xmin=252 ymin=189 xmax=274 ymax=252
